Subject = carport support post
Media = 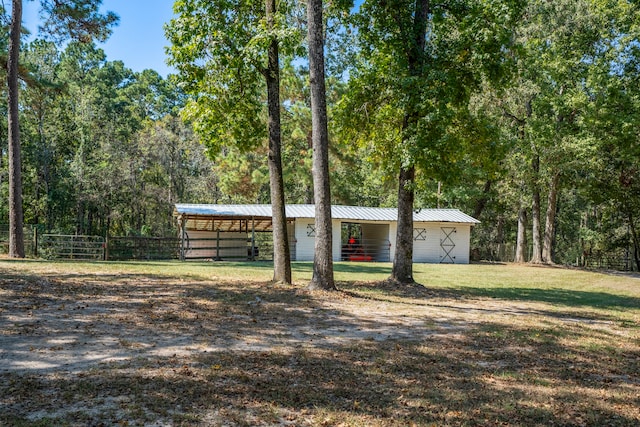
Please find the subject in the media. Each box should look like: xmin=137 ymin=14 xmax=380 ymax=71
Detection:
xmin=180 ymin=216 xmax=186 ymax=261
xmin=251 ymin=217 xmax=256 ymax=261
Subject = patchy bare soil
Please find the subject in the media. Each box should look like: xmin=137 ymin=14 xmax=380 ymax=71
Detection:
xmin=1 ymin=264 xmax=639 ymax=426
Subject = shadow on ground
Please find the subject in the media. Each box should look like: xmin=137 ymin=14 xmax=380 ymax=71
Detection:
xmin=0 ymin=268 xmax=638 ymax=425
xmin=344 ymin=280 xmax=640 ymax=311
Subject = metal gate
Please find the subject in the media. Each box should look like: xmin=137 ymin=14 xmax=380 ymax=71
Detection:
xmin=440 ymin=227 xmax=457 ymax=264
xmin=39 ymin=234 xmax=105 ymax=260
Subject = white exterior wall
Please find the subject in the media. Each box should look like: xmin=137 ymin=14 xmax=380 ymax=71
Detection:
xmin=389 ymin=222 xmax=397 ymax=261
xmin=293 ymin=219 xmax=348 ymax=261
xmin=293 ymin=219 xmax=316 ymax=261
xmin=412 ymin=222 xmax=471 ymax=264
xmin=453 ymin=225 xmax=471 ymax=264
xmin=184 ymin=230 xmax=247 ymax=259
xmin=411 ymin=224 xmax=441 ymax=263
xmin=332 ymin=219 xmax=342 ymax=261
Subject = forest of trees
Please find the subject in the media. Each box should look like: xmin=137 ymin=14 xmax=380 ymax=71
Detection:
xmin=2 ymin=0 xmax=640 ymax=271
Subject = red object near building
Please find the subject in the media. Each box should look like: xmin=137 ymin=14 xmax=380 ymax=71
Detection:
xmin=349 ymin=254 xmax=372 ymax=262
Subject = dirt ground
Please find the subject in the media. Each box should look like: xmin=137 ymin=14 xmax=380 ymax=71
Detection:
xmin=1 ymin=264 xmax=639 ymax=426
xmin=0 ymin=275 xmax=478 ymax=377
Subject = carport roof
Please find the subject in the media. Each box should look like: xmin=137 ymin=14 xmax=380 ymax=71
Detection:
xmin=174 ymin=204 xmax=479 ymax=232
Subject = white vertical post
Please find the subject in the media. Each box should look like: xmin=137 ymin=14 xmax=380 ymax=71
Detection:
xmin=216 ymin=230 xmax=221 ymax=260
xmin=251 ymin=216 xmax=256 ymax=261
xmin=180 ymin=216 xmax=186 ymax=261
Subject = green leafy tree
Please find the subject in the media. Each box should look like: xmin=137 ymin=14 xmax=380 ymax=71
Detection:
xmin=20 ymin=40 xmax=65 ymax=231
xmin=55 ymin=43 xmax=132 ymax=235
xmin=3 ymin=0 xmax=117 ymax=257
xmin=581 ymin=1 xmax=640 ymax=269
xmin=339 ymin=0 xmax=522 ymax=283
xmin=166 ymin=0 xmax=304 ymax=284
xmin=127 ymin=114 xmax=210 ymax=236
xmin=496 ymin=0 xmax=638 ymax=265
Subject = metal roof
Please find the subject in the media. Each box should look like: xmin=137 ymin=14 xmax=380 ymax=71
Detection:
xmin=174 ymin=204 xmax=479 ymax=232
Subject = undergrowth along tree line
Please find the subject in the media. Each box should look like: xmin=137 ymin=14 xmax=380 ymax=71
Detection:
xmin=2 ymin=0 xmax=639 ymax=271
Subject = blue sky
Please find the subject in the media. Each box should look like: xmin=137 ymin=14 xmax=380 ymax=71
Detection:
xmin=21 ymin=1 xmax=364 ymax=78
xmin=23 ymin=0 xmax=176 ymax=77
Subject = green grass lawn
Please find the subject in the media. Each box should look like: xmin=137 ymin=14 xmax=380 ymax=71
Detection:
xmin=7 ymin=257 xmax=639 ymax=305
xmin=1 ymin=259 xmax=638 ymax=426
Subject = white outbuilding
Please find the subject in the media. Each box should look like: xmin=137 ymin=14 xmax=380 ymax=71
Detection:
xmin=173 ymin=204 xmax=479 ymax=264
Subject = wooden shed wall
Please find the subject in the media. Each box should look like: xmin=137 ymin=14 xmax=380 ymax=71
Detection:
xmin=184 ymin=230 xmax=247 ymax=260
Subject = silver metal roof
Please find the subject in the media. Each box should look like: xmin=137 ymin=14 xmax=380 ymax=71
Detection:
xmin=174 ymin=204 xmax=479 ymax=225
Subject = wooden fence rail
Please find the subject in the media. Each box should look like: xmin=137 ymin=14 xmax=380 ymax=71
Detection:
xmin=107 ymin=236 xmax=181 ymax=261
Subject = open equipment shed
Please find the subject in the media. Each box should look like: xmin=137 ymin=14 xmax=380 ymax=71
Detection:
xmin=173 ymin=204 xmax=480 ymax=264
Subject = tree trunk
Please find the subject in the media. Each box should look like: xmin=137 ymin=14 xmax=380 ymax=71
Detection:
xmin=76 ymin=200 xmax=84 ymax=235
xmin=514 ymin=203 xmax=528 ymax=263
xmin=391 ymin=165 xmax=415 ymax=283
xmin=530 ymin=155 xmax=543 ymax=263
xmin=473 ymin=180 xmax=492 ymax=219
xmin=531 ymin=190 xmax=542 ymax=263
xmin=307 ymin=0 xmax=335 ymax=291
xmin=542 ymin=171 xmax=560 ymax=264
xmin=7 ymin=0 xmax=25 ymax=258
xmin=265 ymin=0 xmax=291 ymax=284
xmin=628 ymin=211 xmax=640 ymax=271
xmin=389 ymin=0 xmax=429 ymax=284
xmin=495 ymin=216 xmax=505 ymax=260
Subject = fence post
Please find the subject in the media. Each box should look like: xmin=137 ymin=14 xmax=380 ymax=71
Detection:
xmin=216 ymin=230 xmax=221 ymax=261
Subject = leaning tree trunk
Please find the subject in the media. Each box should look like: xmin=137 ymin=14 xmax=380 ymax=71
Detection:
xmin=542 ymin=171 xmax=560 ymax=264
xmin=514 ymin=203 xmax=528 ymax=263
xmin=530 ymin=155 xmax=543 ymax=263
xmin=7 ymin=0 xmax=25 ymax=258
xmin=265 ymin=0 xmax=291 ymax=284
xmin=389 ymin=0 xmax=429 ymax=285
xmin=473 ymin=180 xmax=492 ymax=219
xmin=307 ymin=0 xmax=335 ymax=291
